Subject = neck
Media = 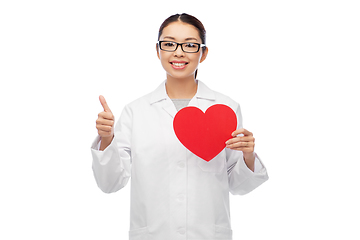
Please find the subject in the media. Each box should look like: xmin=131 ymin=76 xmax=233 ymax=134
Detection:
xmin=165 ymin=74 xmax=197 ymax=99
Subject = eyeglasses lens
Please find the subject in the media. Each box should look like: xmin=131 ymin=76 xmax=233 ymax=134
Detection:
xmin=160 ymin=42 xmax=199 ymax=53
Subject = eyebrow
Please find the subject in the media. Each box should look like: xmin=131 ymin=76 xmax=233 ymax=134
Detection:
xmin=163 ymin=36 xmax=199 ymax=41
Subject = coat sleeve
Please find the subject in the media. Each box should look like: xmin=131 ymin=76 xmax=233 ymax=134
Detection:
xmin=226 ymin=103 xmax=269 ymax=195
xmin=91 ymin=105 xmax=132 ymax=193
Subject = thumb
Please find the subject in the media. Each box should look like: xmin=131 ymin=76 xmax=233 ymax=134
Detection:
xmin=99 ymin=95 xmax=112 ymax=112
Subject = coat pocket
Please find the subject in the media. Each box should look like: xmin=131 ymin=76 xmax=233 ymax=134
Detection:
xmin=197 ymin=150 xmax=225 ymax=173
xmin=129 ymin=226 xmax=149 ymax=240
xmin=215 ymin=224 xmax=233 ymax=239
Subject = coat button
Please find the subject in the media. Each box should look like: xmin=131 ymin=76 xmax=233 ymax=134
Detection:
xmin=178 ymin=161 xmax=185 ymax=168
xmin=177 ymin=194 xmax=185 ymax=202
xmin=178 ymin=228 xmax=186 ymax=235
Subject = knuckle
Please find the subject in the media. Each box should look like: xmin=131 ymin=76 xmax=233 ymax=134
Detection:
xmin=105 ymin=113 xmax=113 ymax=119
xmin=99 ymin=131 xmax=108 ymax=137
xmin=98 ymin=112 xmax=105 ymax=118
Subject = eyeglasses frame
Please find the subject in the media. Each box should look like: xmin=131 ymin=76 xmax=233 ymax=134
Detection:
xmin=158 ymin=41 xmax=206 ymax=53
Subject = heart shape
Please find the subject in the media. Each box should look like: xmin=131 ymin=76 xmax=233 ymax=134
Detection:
xmin=173 ymin=104 xmax=237 ymax=161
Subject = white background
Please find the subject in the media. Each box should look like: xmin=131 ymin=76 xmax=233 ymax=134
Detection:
xmin=1 ymin=0 xmax=359 ymax=239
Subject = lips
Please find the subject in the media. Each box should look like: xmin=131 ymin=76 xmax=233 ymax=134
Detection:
xmin=170 ymin=61 xmax=188 ymax=69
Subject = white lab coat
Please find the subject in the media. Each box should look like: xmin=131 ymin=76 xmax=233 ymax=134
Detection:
xmin=91 ymin=80 xmax=269 ymax=240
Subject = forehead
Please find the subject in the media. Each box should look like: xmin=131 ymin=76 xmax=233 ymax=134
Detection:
xmin=160 ymin=21 xmax=200 ymax=42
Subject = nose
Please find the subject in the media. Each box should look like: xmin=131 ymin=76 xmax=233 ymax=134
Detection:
xmin=174 ymin=44 xmax=184 ymax=57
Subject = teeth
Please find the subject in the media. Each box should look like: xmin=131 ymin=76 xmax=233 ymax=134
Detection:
xmin=172 ymin=62 xmax=186 ymax=66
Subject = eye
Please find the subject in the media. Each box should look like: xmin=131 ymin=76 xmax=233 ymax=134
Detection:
xmin=184 ymin=43 xmax=198 ymax=48
xmin=164 ymin=42 xmax=175 ymax=47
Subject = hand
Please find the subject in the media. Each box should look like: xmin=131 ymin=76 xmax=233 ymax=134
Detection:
xmin=225 ymin=128 xmax=255 ymax=154
xmin=226 ymin=128 xmax=256 ymax=171
xmin=96 ymin=95 xmax=115 ymax=139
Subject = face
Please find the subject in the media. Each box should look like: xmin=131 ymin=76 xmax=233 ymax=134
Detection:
xmin=157 ymin=21 xmax=208 ymax=81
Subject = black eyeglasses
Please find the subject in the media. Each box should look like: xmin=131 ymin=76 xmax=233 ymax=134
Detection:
xmin=158 ymin=41 xmax=206 ymax=53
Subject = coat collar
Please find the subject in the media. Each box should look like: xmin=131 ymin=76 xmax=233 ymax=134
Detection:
xmin=149 ymin=80 xmax=215 ymax=104
xmin=149 ymin=80 xmax=216 ymax=118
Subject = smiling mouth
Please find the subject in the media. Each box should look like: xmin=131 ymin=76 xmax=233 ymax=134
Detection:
xmin=170 ymin=62 xmax=188 ymax=67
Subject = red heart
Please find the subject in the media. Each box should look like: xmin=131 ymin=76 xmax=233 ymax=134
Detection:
xmin=173 ymin=104 xmax=237 ymax=161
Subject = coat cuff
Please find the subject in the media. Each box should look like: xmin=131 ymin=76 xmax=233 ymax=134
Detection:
xmin=253 ymin=153 xmax=264 ymax=173
xmin=240 ymin=152 xmax=267 ymax=177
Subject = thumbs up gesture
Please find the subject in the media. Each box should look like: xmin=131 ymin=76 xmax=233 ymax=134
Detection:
xmin=96 ymin=95 xmax=115 ymax=139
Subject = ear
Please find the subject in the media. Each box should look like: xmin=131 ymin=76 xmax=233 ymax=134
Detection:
xmin=156 ymin=43 xmax=160 ymax=60
xmin=200 ymin=47 xmax=208 ymax=63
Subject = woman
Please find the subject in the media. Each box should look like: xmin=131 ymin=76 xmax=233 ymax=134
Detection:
xmin=92 ymin=13 xmax=268 ymax=240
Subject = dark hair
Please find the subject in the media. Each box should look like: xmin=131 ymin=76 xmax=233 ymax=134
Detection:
xmin=158 ymin=13 xmax=206 ymax=79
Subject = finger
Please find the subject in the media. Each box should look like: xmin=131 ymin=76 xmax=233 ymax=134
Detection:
xmin=98 ymin=111 xmax=114 ymax=120
xmin=232 ymin=128 xmax=252 ymax=137
xmin=226 ymin=141 xmax=255 ymax=149
xmin=225 ymin=136 xmax=254 ymax=145
xmin=98 ymin=130 xmax=113 ymax=137
xmin=96 ymin=118 xmax=114 ymax=127
xmin=96 ymin=124 xmax=113 ymax=132
xmin=231 ymin=147 xmax=254 ymax=153
xmin=231 ymin=128 xmax=252 ymax=137
xmin=99 ymin=95 xmax=112 ymax=112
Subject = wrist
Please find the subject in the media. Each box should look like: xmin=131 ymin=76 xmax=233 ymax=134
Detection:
xmin=243 ymin=152 xmax=255 ymax=161
xmin=99 ymin=135 xmax=114 ymax=151
xmin=243 ymin=152 xmax=255 ymax=172
xmin=101 ymin=135 xmax=114 ymax=141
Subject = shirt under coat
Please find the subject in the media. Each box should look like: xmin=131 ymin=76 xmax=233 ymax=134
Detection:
xmin=91 ymin=80 xmax=269 ymax=240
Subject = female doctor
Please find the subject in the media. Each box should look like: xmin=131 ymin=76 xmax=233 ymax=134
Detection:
xmin=91 ymin=13 xmax=269 ymax=240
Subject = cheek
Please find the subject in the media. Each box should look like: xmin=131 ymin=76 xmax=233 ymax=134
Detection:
xmin=189 ymin=53 xmax=202 ymax=64
xmin=159 ymin=53 xmax=170 ymax=65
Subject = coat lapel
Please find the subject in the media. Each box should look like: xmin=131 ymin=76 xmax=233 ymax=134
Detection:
xmin=149 ymin=80 xmax=216 ymax=118
xmin=189 ymin=80 xmax=216 ymax=111
xmin=162 ymin=98 xmax=177 ymax=118
xmin=149 ymin=80 xmax=177 ymax=118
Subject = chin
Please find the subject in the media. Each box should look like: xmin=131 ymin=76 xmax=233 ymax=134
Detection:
xmin=169 ymin=73 xmax=195 ymax=80
xmin=167 ymin=69 xmax=196 ymax=79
